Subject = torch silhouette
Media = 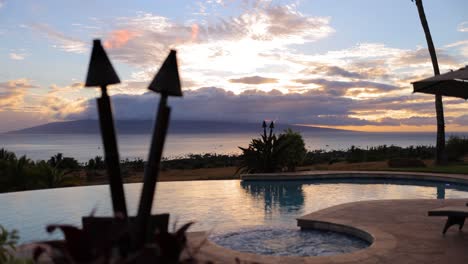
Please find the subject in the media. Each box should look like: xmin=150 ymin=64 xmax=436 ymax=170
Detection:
xmin=85 ymin=39 xmax=127 ymax=218
xmin=136 ymin=50 xmax=182 ymax=244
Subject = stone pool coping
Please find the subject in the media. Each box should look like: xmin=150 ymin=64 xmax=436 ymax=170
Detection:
xmin=240 ymin=170 xmax=468 ymax=185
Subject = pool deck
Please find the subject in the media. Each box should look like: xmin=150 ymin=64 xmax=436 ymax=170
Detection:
xmin=187 ymin=171 xmax=468 ymax=263
xmin=188 ymin=198 xmax=468 ymax=263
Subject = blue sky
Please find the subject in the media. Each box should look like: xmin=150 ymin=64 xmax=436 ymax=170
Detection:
xmin=0 ymin=0 xmax=467 ymax=132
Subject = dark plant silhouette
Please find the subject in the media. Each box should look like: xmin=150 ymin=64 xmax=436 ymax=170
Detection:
xmin=0 ymin=148 xmax=16 ymax=161
xmin=48 ymin=153 xmax=80 ymax=172
xmin=445 ymin=136 xmax=468 ymax=161
xmin=279 ymin=129 xmax=307 ymax=172
xmin=412 ymin=0 xmax=446 ymax=165
xmin=33 ymin=221 xmax=200 ymax=263
xmin=0 ymin=149 xmax=80 ymax=192
xmin=36 ymin=161 xmax=79 ymax=188
xmin=237 ymin=121 xmax=306 ymax=174
xmin=0 ymin=225 xmax=32 ymax=263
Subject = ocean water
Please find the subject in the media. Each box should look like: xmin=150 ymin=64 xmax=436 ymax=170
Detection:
xmin=0 ymin=131 xmax=467 ymax=162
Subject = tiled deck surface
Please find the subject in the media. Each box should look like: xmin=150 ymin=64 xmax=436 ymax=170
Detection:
xmin=189 ymin=198 xmax=468 ymax=263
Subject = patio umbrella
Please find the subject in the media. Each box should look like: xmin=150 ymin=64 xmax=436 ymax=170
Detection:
xmin=412 ymin=65 xmax=468 ymax=99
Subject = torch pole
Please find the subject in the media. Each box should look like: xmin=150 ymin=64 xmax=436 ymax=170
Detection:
xmin=136 ymin=94 xmax=170 ymax=244
xmin=97 ymin=85 xmax=128 ymax=218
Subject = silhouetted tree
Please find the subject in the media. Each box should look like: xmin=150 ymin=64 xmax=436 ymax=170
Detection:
xmin=412 ymin=0 xmax=446 ymax=164
xmin=277 ymin=129 xmax=306 ymax=172
xmin=37 ymin=161 xmax=77 ymax=188
xmin=0 ymin=148 xmax=16 ymax=161
xmin=48 ymin=153 xmax=80 ymax=172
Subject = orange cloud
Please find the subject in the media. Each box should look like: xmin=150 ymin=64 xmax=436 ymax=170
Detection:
xmin=104 ymin=29 xmax=137 ymax=49
xmin=191 ymin=24 xmax=199 ymax=42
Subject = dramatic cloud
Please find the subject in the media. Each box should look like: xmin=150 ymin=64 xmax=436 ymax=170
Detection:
xmin=104 ymin=29 xmax=138 ymax=49
xmin=29 ymin=23 xmax=87 ymax=53
xmin=445 ymin=40 xmax=468 ymax=58
xmin=0 ymin=79 xmax=38 ymax=111
xmin=458 ymin=21 xmax=468 ymax=32
xmin=66 ymin=87 xmax=369 ymax=125
xmin=64 ymin=86 xmax=468 ymax=128
xmin=38 ymin=83 xmax=89 ymax=119
xmin=293 ymin=78 xmax=398 ymax=96
xmin=98 ymin=3 xmax=333 ymax=69
xmin=9 ymin=52 xmax=26 ymax=60
xmin=391 ymin=47 xmax=459 ymax=67
xmin=6 ymin=1 xmax=467 ymax=132
xmin=229 ymin=75 xmax=278 ymax=84
xmin=60 ymin=86 xmax=468 ymax=128
xmin=304 ymin=65 xmax=366 ymax=79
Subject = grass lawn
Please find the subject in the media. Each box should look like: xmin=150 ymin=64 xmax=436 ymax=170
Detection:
xmin=300 ymin=160 xmax=468 ymax=175
xmin=84 ymin=160 xmax=468 ymax=186
xmin=387 ymin=165 xmax=468 ymax=174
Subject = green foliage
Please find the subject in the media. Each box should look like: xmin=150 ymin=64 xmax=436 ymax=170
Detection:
xmin=36 ymin=221 xmax=195 ymax=263
xmin=388 ymin=158 xmax=426 ymax=168
xmin=48 ymin=153 xmax=80 ymax=171
xmin=302 ymin=145 xmax=436 ymax=165
xmin=0 ymin=225 xmax=32 ymax=264
xmin=86 ymin=156 xmax=105 ymax=170
xmin=277 ymin=129 xmax=307 ymax=171
xmin=237 ymin=123 xmax=306 ymax=174
xmin=161 ymin=154 xmax=240 ymax=170
xmin=445 ymin=136 xmax=468 ymax=161
xmin=388 ymin=164 xmax=468 ymax=174
xmin=0 ymin=225 xmax=18 ymax=263
xmin=0 ymin=149 xmax=80 ymax=193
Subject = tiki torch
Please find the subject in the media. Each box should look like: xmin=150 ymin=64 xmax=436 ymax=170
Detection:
xmin=85 ymin=39 xmax=127 ymax=218
xmin=136 ymin=50 xmax=182 ymax=244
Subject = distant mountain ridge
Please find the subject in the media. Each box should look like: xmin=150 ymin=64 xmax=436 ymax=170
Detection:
xmin=7 ymin=119 xmax=351 ymax=134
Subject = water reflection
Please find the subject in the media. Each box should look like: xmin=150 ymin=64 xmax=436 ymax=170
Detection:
xmin=241 ymin=181 xmax=305 ymax=214
xmin=437 ymin=184 xmax=446 ymax=199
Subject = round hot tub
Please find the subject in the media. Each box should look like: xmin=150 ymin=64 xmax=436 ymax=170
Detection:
xmin=209 ymin=227 xmax=371 ymax=256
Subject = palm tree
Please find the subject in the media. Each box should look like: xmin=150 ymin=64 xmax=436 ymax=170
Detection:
xmin=0 ymin=148 xmax=16 ymax=161
xmin=412 ymin=0 xmax=446 ymax=165
xmin=37 ymin=161 xmax=74 ymax=188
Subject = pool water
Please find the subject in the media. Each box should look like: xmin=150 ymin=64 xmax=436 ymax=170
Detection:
xmin=210 ymin=228 xmax=370 ymax=256
xmin=1 ymin=178 xmax=468 ymax=243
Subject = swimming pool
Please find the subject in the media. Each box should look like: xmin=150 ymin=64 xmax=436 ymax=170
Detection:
xmin=1 ymin=177 xmax=468 ymax=243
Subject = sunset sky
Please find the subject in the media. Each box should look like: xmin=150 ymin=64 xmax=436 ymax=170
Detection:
xmin=0 ymin=0 xmax=467 ymax=133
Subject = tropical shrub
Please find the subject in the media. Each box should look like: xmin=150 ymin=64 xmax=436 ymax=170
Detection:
xmin=0 ymin=225 xmax=32 ymax=264
xmin=388 ymin=158 xmax=426 ymax=168
xmin=34 ymin=222 xmax=197 ymax=263
xmin=277 ymin=129 xmax=306 ymax=172
xmin=48 ymin=153 xmax=80 ymax=171
xmin=0 ymin=149 xmax=79 ymax=193
xmin=237 ymin=122 xmax=306 ymax=174
xmin=86 ymin=156 xmax=105 ymax=170
xmin=446 ymin=136 xmax=468 ymax=161
xmin=346 ymin=146 xmax=366 ymax=163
